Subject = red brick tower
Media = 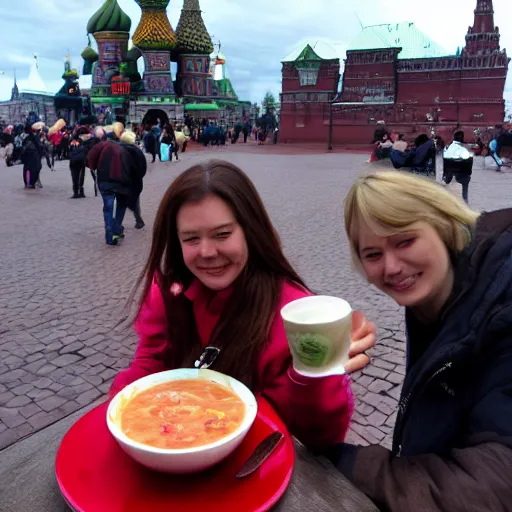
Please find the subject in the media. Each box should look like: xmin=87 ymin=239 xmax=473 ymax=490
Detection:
xmin=459 ymin=0 xmax=509 ymax=123
xmin=464 ymin=0 xmax=500 ymax=55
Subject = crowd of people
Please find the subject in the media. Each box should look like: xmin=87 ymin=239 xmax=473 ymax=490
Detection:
xmin=0 ymin=112 xmax=276 ymax=247
xmin=0 ymin=116 xmax=151 ymax=246
xmin=367 ymin=124 xmax=512 ymax=205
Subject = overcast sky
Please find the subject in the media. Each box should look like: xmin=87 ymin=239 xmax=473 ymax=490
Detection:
xmin=0 ymin=0 xmax=510 ymax=104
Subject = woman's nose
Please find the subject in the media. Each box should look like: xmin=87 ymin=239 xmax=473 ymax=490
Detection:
xmin=199 ymin=239 xmax=218 ymax=258
xmin=383 ymin=251 xmax=402 ymax=276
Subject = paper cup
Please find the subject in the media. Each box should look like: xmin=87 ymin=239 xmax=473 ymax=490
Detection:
xmin=281 ymin=296 xmax=352 ymax=376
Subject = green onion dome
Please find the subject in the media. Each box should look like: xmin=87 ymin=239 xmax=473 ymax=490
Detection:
xmin=87 ymin=0 xmax=132 ymax=34
xmin=81 ymin=40 xmax=99 ymax=63
xmin=176 ymin=0 xmax=214 ymax=55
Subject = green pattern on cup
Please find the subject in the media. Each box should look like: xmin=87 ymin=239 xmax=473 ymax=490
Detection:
xmin=294 ymin=333 xmax=330 ymax=367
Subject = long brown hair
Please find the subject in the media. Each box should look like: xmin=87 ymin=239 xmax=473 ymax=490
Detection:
xmin=137 ymin=160 xmax=308 ymax=389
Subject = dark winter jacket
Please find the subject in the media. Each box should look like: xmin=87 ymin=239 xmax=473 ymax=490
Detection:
xmin=120 ymin=143 xmax=147 ymax=209
xmin=86 ymin=140 xmax=132 ymax=196
xmin=20 ymin=134 xmax=44 ymax=172
xmin=391 ymin=140 xmax=436 ymax=169
xmin=331 ymin=208 xmax=512 ymax=511
xmin=143 ymin=130 xmax=158 ymax=154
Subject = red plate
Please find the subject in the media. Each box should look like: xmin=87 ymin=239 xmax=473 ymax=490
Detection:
xmin=56 ymin=396 xmax=294 ymax=512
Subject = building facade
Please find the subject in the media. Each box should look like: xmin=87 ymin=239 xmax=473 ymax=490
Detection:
xmin=0 ymin=63 xmax=57 ymax=126
xmin=80 ymin=0 xmax=248 ymax=126
xmin=280 ymin=0 xmax=510 ymax=145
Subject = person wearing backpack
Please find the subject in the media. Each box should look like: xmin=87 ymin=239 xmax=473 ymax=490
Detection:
xmin=87 ymin=139 xmax=133 ymax=246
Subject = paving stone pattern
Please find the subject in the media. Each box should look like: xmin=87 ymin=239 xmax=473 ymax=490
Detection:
xmin=0 ymin=147 xmax=510 ymax=451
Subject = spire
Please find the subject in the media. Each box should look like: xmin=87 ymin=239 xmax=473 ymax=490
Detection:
xmin=11 ymin=70 xmax=19 ymax=101
xmin=27 ymin=58 xmax=47 ymax=93
xmin=465 ymin=0 xmax=500 ymax=56
xmin=472 ymin=0 xmax=494 ymax=34
xmin=176 ymin=0 xmax=214 ymax=55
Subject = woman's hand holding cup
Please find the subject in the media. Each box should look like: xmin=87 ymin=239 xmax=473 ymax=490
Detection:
xmin=344 ymin=310 xmax=376 ymax=374
xmin=281 ymin=296 xmax=376 ymax=377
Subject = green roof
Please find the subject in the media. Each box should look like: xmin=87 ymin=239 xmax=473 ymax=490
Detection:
xmin=87 ymin=0 xmax=131 ymax=34
xmin=348 ymin=22 xmax=448 ymax=59
xmin=282 ymin=39 xmax=346 ymax=63
xmin=216 ymin=78 xmax=238 ymax=100
xmin=185 ymin=103 xmax=219 ymax=111
xmin=296 ymin=45 xmax=323 ymax=62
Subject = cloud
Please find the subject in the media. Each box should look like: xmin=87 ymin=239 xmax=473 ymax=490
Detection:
xmin=0 ymin=0 xmax=509 ymax=104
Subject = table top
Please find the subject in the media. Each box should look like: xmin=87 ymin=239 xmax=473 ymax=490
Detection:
xmin=0 ymin=400 xmax=378 ymax=512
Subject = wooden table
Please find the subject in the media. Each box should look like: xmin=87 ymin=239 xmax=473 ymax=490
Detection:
xmin=0 ymin=401 xmax=378 ymax=512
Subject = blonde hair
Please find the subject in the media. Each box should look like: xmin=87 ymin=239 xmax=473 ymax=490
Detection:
xmin=120 ymin=130 xmax=136 ymax=145
xmin=48 ymin=119 xmax=66 ymax=136
xmin=112 ymin=122 xmax=125 ymax=139
xmin=344 ymin=171 xmax=480 ymax=263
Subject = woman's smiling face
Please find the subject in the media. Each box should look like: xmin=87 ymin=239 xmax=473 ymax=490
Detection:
xmin=177 ymin=194 xmax=248 ymax=291
xmin=357 ymin=220 xmax=454 ymax=317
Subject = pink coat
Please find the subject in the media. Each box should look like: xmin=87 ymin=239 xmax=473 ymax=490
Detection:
xmin=111 ymin=280 xmax=353 ymax=450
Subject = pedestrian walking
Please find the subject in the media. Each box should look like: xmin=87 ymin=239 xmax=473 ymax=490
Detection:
xmin=68 ymin=127 xmax=94 ymax=199
xmin=443 ymin=130 xmax=474 ymax=203
xmin=87 ymin=139 xmax=132 ymax=245
xmin=144 ymin=127 xmax=160 ymax=163
xmin=119 ymin=130 xmax=147 ymax=230
xmin=20 ymin=125 xmax=46 ymax=189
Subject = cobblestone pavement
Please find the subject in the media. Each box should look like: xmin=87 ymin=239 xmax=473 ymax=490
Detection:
xmin=0 ymin=148 xmax=510 ymax=451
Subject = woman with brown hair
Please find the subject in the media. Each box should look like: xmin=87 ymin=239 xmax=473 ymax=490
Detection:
xmin=110 ymin=160 xmax=376 ymax=450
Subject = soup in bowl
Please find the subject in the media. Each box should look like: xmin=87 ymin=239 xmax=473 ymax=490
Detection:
xmin=107 ymin=369 xmax=258 ymax=474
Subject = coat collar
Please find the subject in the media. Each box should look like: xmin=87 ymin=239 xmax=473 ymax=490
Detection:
xmin=184 ymin=278 xmax=234 ymax=306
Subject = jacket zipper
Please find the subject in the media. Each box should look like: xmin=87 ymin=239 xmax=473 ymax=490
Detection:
xmin=395 ymin=361 xmax=453 ymax=456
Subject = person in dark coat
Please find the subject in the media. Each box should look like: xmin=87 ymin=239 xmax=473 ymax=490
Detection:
xmin=119 ymin=130 xmax=147 ymax=230
xmin=87 ymin=140 xmax=133 ymax=245
xmin=331 ymin=171 xmax=512 ymax=511
xmin=144 ymin=126 xmax=160 ymax=163
xmin=68 ymin=127 xmax=93 ymax=199
xmin=20 ymin=126 xmax=45 ymax=189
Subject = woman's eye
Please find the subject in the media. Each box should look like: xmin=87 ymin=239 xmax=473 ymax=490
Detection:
xmin=183 ymin=237 xmax=199 ymax=244
xmin=215 ymin=232 xmax=231 ymax=239
xmin=397 ymin=238 xmax=415 ymax=248
xmin=364 ymin=252 xmax=381 ymax=261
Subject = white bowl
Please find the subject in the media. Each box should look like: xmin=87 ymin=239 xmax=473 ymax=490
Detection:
xmin=107 ymin=368 xmax=258 ymax=474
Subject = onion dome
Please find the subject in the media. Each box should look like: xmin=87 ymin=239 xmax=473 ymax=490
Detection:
xmin=81 ymin=38 xmax=99 ymax=63
xmin=87 ymin=0 xmax=132 ymax=34
xmin=176 ymin=0 xmax=214 ymax=55
xmin=132 ymin=0 xmax=177 ymax=51
xmin=63 ymin=69 xmax=79 ymax=80
xmin=81 ymin=37 xmax=98 ymax=75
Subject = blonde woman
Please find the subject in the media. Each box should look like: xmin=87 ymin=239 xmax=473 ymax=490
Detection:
xmin=328 ymin=171 xmax=512 ymax=510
